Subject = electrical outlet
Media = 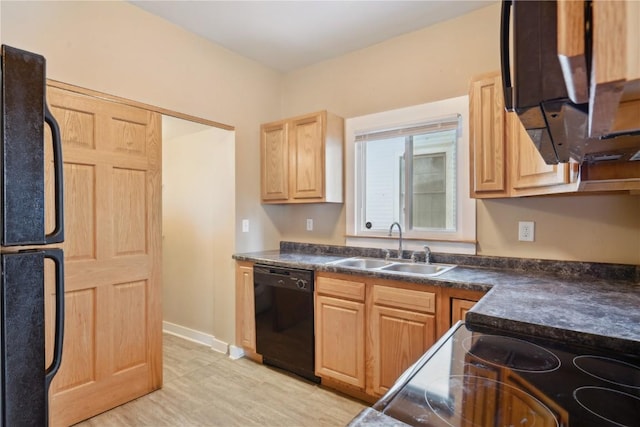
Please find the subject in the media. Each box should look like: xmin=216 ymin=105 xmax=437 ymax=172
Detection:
xmin=306 ymin=218 xmax=313 ymax=231
xmin=518 ymin=221 xmax=535 ymax=242
xmin=242 ymin=219 xmax=249 ymax=233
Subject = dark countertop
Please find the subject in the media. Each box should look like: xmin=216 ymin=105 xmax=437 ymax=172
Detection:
xmin=234 ymin=243 xmax=640 ymax=355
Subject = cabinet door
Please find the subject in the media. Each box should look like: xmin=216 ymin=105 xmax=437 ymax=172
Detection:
xmin=290 ymin=112 xmax=324 ymax=200
xmin=369 ymin=305 xmax=436 ymax=396
xmin=315 ymin=294 xmax=365 ymax=388
xmin=470 ymin=73 xmax=508 ymax=197
xmin=509 ymin=113 xmax=570 ymax=191
xmin=261 ymin=120 xmax=289 ymax=201
xmin=235 ymin=263 xmax=256 ymax=352
xmin=451 ymin=298 xmax=476 ymax=325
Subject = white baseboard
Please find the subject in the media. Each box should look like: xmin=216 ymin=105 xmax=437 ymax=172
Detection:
xmin=228 ymin=345 xmax=245 ymax=360
xmin=162 ymin=321 xmax=229 ymax=355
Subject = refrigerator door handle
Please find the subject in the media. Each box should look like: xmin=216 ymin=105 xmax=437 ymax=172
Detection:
xmin=44 ymin=103 xmax=65 ymax=244
xmin=44 ymin=248 xmax=65 ymax=388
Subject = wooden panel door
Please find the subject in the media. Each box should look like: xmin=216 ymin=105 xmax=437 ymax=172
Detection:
xmin=368 ymin=305 xmax=435 ymax=396
xmin=451 ymin=298 xmax=477 ymax=325
xmin=315 ymin=294 xmax=365 ymax=388
xmin=44 ymin=86 xmax=162 ymax=427
xmin=261 ymin=120 xmax=289 ymax=201
xmin=470 ymin=72 xmax=508 ymax=197
xmin=290 ymin=112 xmax=324 ymax=200
xmin=509 ymin=113 xmax=569 ymax=190
xmin=235 ymin=262 xmax=256 ymax=352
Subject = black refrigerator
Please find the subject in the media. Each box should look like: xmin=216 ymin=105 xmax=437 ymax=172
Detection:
xmin=1 ymin=45 xmax=65 ymax=426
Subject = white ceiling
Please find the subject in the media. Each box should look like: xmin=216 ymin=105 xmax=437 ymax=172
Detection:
xmin=130 ymin=1 xmax=496 ymax=72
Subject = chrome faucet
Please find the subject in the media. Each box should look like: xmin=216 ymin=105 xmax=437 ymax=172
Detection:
xmin=424 ymin=245 xmax=432 ymax=264
xmin=388 ymin=222 xmax=403 ymax=259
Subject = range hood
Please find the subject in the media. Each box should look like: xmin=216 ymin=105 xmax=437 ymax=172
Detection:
xmin=501 ymin=0 xmax=640 ymax=165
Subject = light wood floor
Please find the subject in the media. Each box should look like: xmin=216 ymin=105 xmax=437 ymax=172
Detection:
xmin=74 ymin=333 xmax=366 ymax=426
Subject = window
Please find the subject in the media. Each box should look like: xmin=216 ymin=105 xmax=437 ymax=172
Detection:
xmin=345 ymin=96 xmax=475 ymax=254
xmin=356 ymin=121 xmax=458 ymax=233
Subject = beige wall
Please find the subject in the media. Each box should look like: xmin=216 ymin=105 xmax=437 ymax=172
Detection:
xmin=276 ymin=3 xmax=640 ymax=265
xmin=478 ymin=195 xmax=640 ymax=265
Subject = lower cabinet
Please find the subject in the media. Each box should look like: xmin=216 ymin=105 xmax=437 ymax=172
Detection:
xmin=235 ymin=262 xmax=257 ymax=355
xmin=368 ymin=285 xmax=437 ymax=396
xmin=441 ymin=288 xmax=486 ymax=335
xmin=315 ymin=275 xmax=366 ymax=387
xmin=235 ymin=264 xmax=487 ymax=402
xmin=451 ymin=298 xmax=477 ymax=325
xmin=315 ymin=272 xmax=439 ymax=399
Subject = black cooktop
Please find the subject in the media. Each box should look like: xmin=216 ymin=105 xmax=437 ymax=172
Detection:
xmin=375 ymin=323 xmax=640 ymax=427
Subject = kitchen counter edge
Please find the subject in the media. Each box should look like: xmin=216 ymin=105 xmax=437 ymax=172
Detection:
xmin=233 ymin=250 xmax=640 ymax=355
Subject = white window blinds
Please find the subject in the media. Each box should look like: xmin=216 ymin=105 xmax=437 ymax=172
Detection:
xmin=354 ymin=115 xmax=460 ymax=142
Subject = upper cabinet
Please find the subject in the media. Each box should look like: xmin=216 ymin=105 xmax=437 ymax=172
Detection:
xmin=573 ymin=0 xmax=640 ymax=138
xmin=260 ymin=111 xmax=344 ymax=204
xmin=469 ymin=71 xmax=640 ymax=198
xmin=469 ymin=72 xmax=577 ymax=199
xmin=261 ymin=120 xmax=289 ymax=201
xmin=469 ymin=73 xmax=507 ymax=196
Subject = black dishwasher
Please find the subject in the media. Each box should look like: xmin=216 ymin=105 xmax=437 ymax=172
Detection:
xmin=253 ymin=264 xmax=319 ymax=383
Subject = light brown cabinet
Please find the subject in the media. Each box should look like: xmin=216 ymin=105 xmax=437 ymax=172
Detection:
xmin=261 ymin=121 xmax=289 ymax=201
xmin=260 ymin=111 xmax=344 ymax=204
xmin=368 ymin=285 xmax=437 ymax=397
xmin=234 ymin=264 xmax=486 ymax=401
xmin=581 ymin=0 xmax=640 ymax=138
xmin=469 ymin=72 xmax=576 ymax=199
xmin=440 ymin=288 xmax=486 ymax=334
xmin=235 ymin=262 xmax=258 ymax=357
xmin=451 ymin=298 xmax=476 ymax=325
xmin=469 ymin=72 xmax=508 ymax=196
xmin=508 ymin=113 xmax=577 ymax=195
xmin=314 ymin=272 xmax=440 ymax=400
xmin=315 ymin=275 xmax=366 ymax=387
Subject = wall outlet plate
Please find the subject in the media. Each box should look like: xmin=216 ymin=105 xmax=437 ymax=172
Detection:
xmin=518 ymin=221 xmax=535 ymax=242
xmin=306 ymin=218 xmax=313 ymax=231
xmin=242 ymin=219 xmax=249 ymax=233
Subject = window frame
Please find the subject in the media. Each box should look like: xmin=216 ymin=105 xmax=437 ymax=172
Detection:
xmin=344 ymin=96 xmax=476 ymax=254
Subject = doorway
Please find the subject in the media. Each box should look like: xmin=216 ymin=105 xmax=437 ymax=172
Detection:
xmin=161 ymin=115 xmax=236 ymax=349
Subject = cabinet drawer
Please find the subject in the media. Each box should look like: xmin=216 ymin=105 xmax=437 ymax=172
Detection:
xmin=372 ymin=285 xmax=435 ymax=313
xmin=316 ymin=276 xmax=365 ymax=301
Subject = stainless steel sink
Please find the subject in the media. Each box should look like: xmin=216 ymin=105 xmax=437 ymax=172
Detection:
xmin=380 ymin=263 xmax=456 ymax=276
xmin=328 ymin=257 xmax=456 ymax=277
xmin=329 ymin=257 xmax=391 ymax=269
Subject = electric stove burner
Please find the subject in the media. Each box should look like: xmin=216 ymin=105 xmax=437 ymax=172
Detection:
xmin=573 ymin=386 xmax=640 ymax=427
xmin=573 ymin=355 xmax=640 ymax=389
xmin=462 ymin=334 xmax=561 ymax=372
xmin=424 ymin=375 xmax=559 ymax=427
